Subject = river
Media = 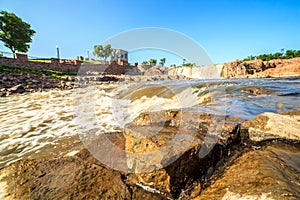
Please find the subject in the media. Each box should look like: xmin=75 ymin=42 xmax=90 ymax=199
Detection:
xmin=0 ymin=77 xmax=299 ymax=169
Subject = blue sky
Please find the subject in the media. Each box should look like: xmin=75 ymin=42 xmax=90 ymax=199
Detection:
xmin=0 ymin=0 xmax=299 ymax=65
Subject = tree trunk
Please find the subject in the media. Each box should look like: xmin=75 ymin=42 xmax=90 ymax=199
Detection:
xmin=10 ymin=47 xmax=16 ymax=58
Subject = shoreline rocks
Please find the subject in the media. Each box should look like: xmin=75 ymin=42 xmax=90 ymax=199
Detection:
xmin=195 ymin=142 xmax=300 ymax=200
xmin=0 ymin=73 xmax=75 ymax=97
xmin=240 ymin=111 xmax=300 ymax=143
xmin=0 ymin=109 xmax=299 ymax=199
xmin=0 ymin=72 xmax=123 ymax=97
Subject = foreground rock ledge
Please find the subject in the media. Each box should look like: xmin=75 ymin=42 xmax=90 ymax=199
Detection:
xmin=195 ymin=143 xmax=300 ymax=200
xmin=123 ymin=110 xmax=242 ymax=198
xmin=0 ymin=110 xmax=299 ymax=199
xmin=240 ymin=110 xmax=300 ymax=143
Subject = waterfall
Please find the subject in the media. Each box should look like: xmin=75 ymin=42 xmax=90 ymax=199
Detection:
xmin=168 ymin=64 xmax=224 ymax=79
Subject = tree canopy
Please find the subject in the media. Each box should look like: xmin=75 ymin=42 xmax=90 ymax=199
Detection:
xmin=159 ymin=58 xmax=166 ymax=67
xmin=93 ymin=44 xmax=112 ymax=63
xmin=149 ymin=58 xmax=157 ymax=66
xmin=0 ymin=11 xmax=36 ymax=57
xmin=242 ymin=49 xmax=300 ymax=61
xmin=182 ymin=62 xmax=195 ymax=66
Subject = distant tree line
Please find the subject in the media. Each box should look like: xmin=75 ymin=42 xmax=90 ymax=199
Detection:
xmin=243 ymin=49 xmax=300 ymax=61
xmin=142 ymin=58 xmax=166 ymax=67
xmin=182 ymin=62 xmax=195 ymax=66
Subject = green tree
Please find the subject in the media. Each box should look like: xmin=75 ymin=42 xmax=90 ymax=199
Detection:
xmin=257 ymin=54 xmax=267 ymax=61
xmin=93 ymin=44 xmax=112 ymax=63
xmin=93 ymin=45 xmax=105 ymax=61
xmin=294 ymin=50 xmax=300 ymax=57
xmin=273 ymin=52 xmax=282 ymax=59
xmin=182 ymin=62 xmax=194 ymax=66
xmin=103 ymin=44 xmax=112 ymax=63
xmin=242 ymin=49 xmax=300 ymax=61
xmin=149 ymin=58 xmax=157 ymax=66
xmin=285 ymin=50 xmax=295 ymax=59
xmin=0 ymin=11 xmax=36 ymax=58
xmin=141 ymin=61 xmax=149 ymax=65
xmin=159 ymin=58 xmax=166 ymax=67
xmin=243 ymin=55 xmax=255 ymax=61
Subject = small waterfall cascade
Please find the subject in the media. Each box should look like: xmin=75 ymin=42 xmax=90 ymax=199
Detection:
xmin=168 ymin=64 xmax=224 ymax=79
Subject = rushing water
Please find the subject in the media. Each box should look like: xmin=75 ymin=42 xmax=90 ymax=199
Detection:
xmin=0 ymin=77 xmax=299 ymax=168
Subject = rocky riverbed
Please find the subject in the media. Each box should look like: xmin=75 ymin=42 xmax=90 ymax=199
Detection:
xmin=0 ymin=110 xmax=299 ymax=199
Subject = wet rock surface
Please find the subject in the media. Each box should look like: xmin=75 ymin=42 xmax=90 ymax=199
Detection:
xmin=241 ymin=111 xmax=300 ymax=143
xmin=0 ymin=148 xmax=167 ymax=200
xmin=195 ymin=143 xmax=300 ymax=200
xmin=0 ymin=135 xmax=167 ymax=200
xmin=123 ymin=110 xmax=243 ymax=198
xmin=241 ymin=87 xmax=274 ymax=95
xmin=0 ymin=110 xmax=299 ymax=199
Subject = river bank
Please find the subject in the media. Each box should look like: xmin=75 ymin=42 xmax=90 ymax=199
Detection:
xmin=0 ymin=64 xmax=193 ymax=97
xmin=0 ymin=64 xmax=77 ymax=97
xmin=0 ymin=65 xmax=125 ymax=97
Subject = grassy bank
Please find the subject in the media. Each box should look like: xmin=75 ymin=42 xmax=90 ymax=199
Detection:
xmin=0 ymin=65 xmax=77 ymax=78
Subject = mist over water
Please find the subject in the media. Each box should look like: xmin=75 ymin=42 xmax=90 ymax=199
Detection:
xmin=0 ymin=77 xmax=299 ymax=168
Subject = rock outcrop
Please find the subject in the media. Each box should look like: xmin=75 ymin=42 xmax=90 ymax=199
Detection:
xmin=195 ymin=143 xmax=300 ymax=200
xmin=138 ymin=65 xmax=168 ymax=76
xmin=240 ymin=111 xmax=300 ymax=143
xmin=122 ymin=110 xmax=243 ymax=198
xmin=0 ymin=110 xmax=299 ymax=199
xmin=0 ymin=147 xmax=167 ymax=200
xmin=0 ymin=111 xmax=243 ymax=199
xmin=221 ymin=57 xmax=300 ymax=78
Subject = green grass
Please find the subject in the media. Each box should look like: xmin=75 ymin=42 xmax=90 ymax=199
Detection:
xmin=29 ymin=59 xmax=51 ymax=63
xmin=0 ymin=65 xmax=77 ymax=79
xmin=81 ymin=60 xmax=97 ymax=64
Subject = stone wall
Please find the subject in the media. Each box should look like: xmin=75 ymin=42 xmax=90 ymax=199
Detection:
xmin=105 ymin=61 xmax=136 ymax=75
xmin=0 ymin=53 xmax=81 ymax=73
xmin=0 ymin=54 xmax=138 ymax=75
xmin=78 ymin=61 xmax=136 ymax=75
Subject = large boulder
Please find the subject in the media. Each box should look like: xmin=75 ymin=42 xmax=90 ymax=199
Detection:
xmin=123 ymin=110 xmax=242 ymax=198
xmin=0 ymin=145 xmax=164 ymax=200
xmin=240 ymin=111 xmax=300 ymax=143
xmin=9 ymin=84 xmax=25 ymax=93
xmin=195 ymin=143 xmax=300 ymax=199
